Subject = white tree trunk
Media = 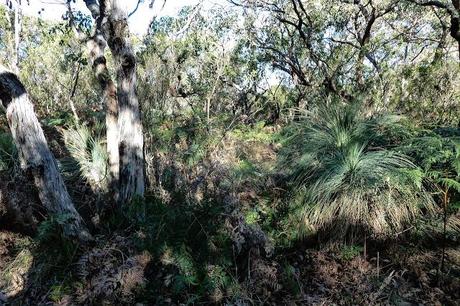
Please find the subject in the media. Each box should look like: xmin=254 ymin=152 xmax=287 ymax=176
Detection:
xmin=83 ymin=0 xmax=144 ymax=203
xmin=87 ymin=35 xmax=120 ymax=194
xmin=106 ymin=1 xmax=145 ymax=203
xmin=81 ymin=0 xmax=120 ymax=195
xmin=0 ymin=66 xmax=92 ymax=242
xmin=8 ymin=0 xmax=22 ymax=73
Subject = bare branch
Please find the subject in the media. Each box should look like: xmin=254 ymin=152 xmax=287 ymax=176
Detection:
xmin=128 ymin=0 xmax=143 ymax=17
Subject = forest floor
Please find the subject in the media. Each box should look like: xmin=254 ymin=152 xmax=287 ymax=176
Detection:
xmin=1 ymin=124 xmax=460 ymax=305
xmin=1 ymin=228 xmax=459 ymax=305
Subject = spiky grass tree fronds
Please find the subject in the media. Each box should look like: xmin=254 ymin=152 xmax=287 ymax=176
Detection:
xmin=62 ymin=125 xmax=108 ymax=192
xmin=279 ymin=104 xmax=435 ymax=240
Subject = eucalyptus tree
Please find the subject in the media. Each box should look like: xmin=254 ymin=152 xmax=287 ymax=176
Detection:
xmin=83 ymin=0 xmax=145 ymax=204
xmin=69 ymin=0 xmax=120 ymax=195
xmin=408 ymin=0 xmax=460 ymax=60
xmin=3 ymin=0 xmax=23 ymax=72
xmin=230 ymin=0 xmax=458 ymax=119
xmin=140 ymin=6 xmax=253 ymax=120
xmin=0 ymin=65 xmax=92 ymax=242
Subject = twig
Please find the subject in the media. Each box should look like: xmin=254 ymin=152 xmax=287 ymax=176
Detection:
xmin=377 ymin=251 xmax=380 ymax=278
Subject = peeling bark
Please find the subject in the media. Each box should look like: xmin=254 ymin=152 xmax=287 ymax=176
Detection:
xmin=0 ymin=65 xmax=92 ymax=242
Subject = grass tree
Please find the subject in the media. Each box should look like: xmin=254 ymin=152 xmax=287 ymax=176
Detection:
xmin=280 ymin=104 xmax=435 ymax=240
xmin=62 ymin=125 xmax=109 ymax=193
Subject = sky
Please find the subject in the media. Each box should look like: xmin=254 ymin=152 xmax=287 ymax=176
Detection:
xmin=5 ymin=0 xmax=228 ymax=35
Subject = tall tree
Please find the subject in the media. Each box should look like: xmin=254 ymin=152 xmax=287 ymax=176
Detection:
xmin=409 ymin=0 xmax=460 ymax=60
xmin=0 ymin=65 xmax=92 ymax=242
xmin=83 ymin=0 xmax=145 ymax=203
xmin=73 ymin=0 xmax=120 ymax=195
xmin=4 ymin=0 xmax=23 ymax=72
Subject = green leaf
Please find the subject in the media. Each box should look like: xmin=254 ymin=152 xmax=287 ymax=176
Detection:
xmin=439 ymin=178 xmax=460 ymax=192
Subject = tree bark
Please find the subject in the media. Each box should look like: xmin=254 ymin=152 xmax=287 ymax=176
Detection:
xmin=106 ymin=0 xmax=145 ymax=203
xmin=87 ymin=16 xmax=120 ymax=196
xmin=78 ymin=0 xmax=119 ymax=196
xmin=0 ymin=65 xmax=92 ymax=242
xmin=83 ymin=0 xmax=145 ymax=204
xmin=87 ymin=33 xmax=120 ymax=195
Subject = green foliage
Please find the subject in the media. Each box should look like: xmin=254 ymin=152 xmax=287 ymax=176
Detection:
xmin=42 ymin=117 xmax=70 ymax=127
xmin=37 ymin=214 xmax=71 ymax=242
xmin=148 ymin=115 xmax=213 ymax=160
xmin=0 ymin=132 xmax=16 ymax=172
xmin=36 ymin=214 xmax=79 ymax=267
xmin=339 ymin=245 xmax=363 ymax=261
xmin=398 ymin=131 xmax=460 ymax=237
xmin=439 ymin=178 xmax=460 ymax=193
xmin=233 ymin=159 xmax=259 ymax=182
xmin=2 ymin=1 xmax=460 ymax=304
xmin=279 ymin=104 xmax=435 ymax=239
xmin=49 ymin=284 xmax=72 ymax=302
xmin=61 ymin=124 xmax=108 ymax=191
xmin=230 ymin=121 xmax=274 ymax=143
xmin=281 ymin=263 xmax=301 ymax=295
xmin=399 ymin=133 xmax=460 ymax=174
xmin=389 ymin=61 xmax=460 ymax=125
xmin=244 ymin=209 xmax=261 ymax=225
xmin=398 ymin=132 xmax=460 ymax=197
xmin=121 ymin=195 xmax=234 ymax=304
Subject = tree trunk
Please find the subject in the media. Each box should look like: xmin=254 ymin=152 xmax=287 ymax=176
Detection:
xmin=452 ymin=0 xmax=460 ymax=61
xmin=0 ymin=65 xmax=92 ymax=242
xmin=356 ymin=11 xmax=376 ymax=88
xmin=83 ymin=0 xmax=144 ymax=204
xmin=81 ymin=0 xmax=120 ymax=195
xmin=87 ymin=34 xmax=120 ymax=195
xmin=433 ymin=22 xmax=449 ymax=64
xmin=106 ymin=0 xmax=145 ymax=203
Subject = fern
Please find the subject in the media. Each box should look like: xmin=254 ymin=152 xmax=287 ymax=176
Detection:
xmin=439 ymin=178 xmax=460 ymax=192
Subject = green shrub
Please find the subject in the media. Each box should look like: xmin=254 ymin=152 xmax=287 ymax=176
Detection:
xmin=126 ymin=196 xmax=234 ymax=304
